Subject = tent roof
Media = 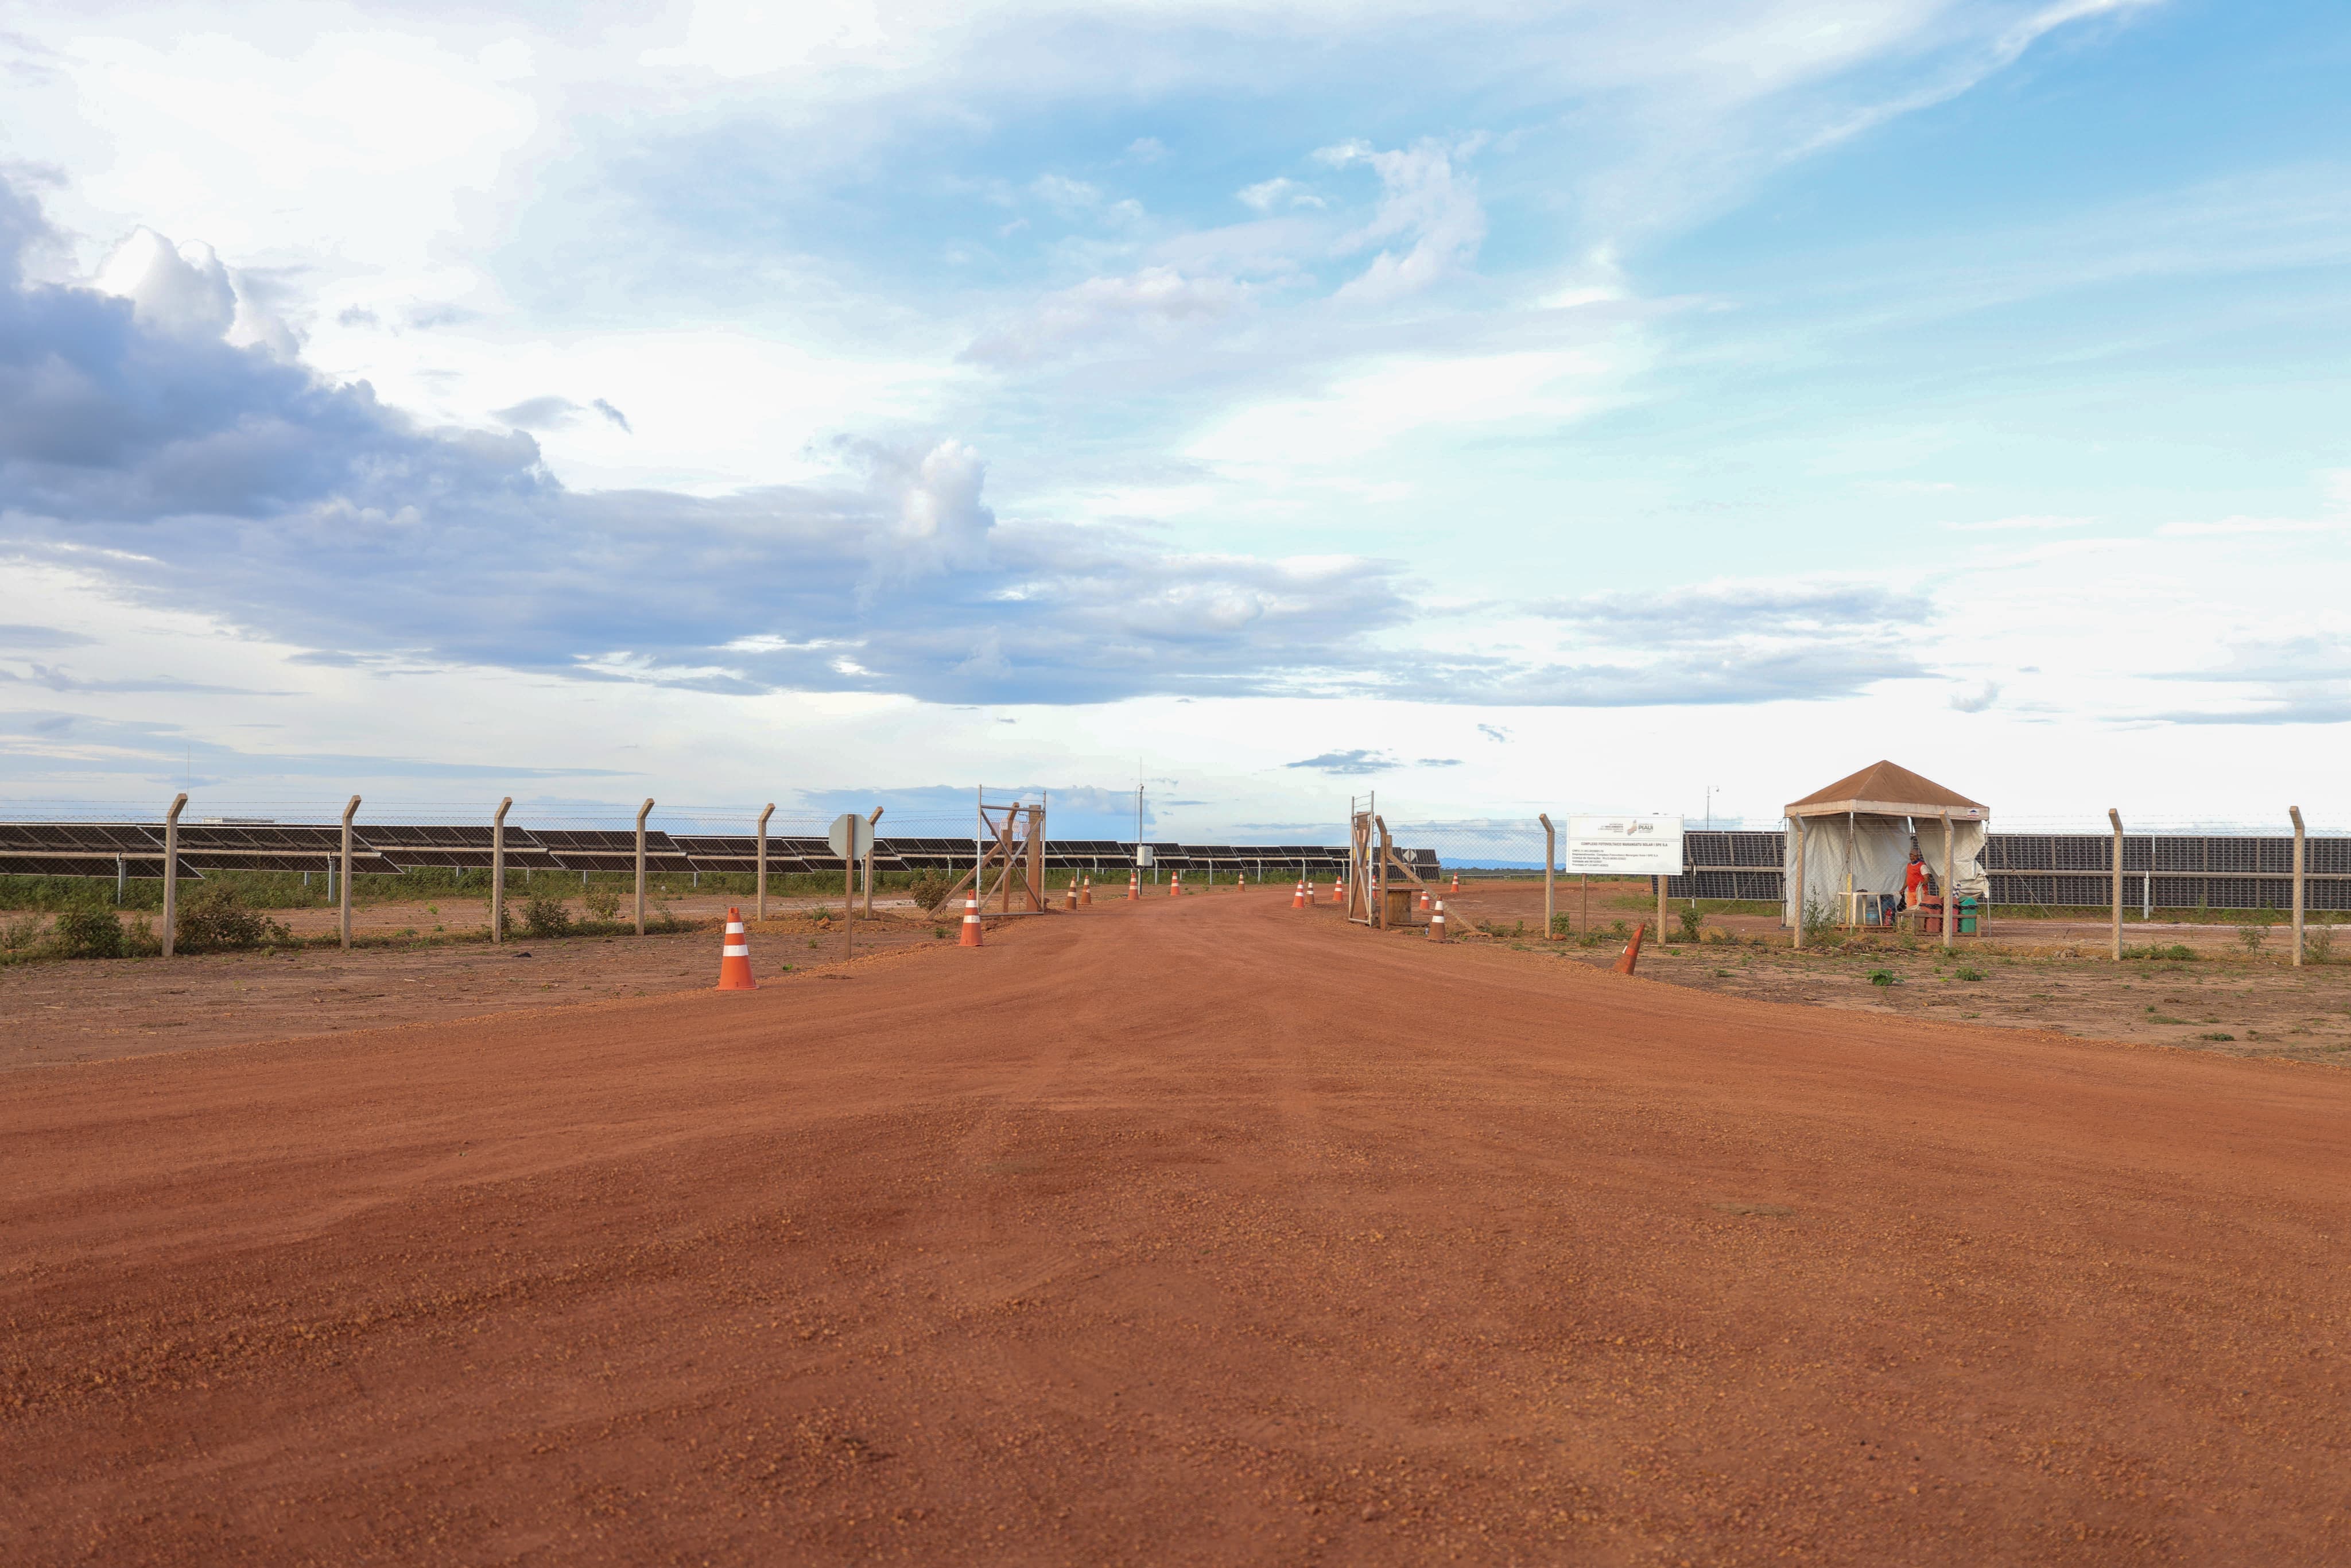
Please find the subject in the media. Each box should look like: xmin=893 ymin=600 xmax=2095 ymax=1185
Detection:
xmin=1786 ymin=760 xmax=1987 ymax=820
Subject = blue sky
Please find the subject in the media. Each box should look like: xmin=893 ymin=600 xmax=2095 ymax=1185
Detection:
xmin=3 ymin=0 xmax=2346 ymax=839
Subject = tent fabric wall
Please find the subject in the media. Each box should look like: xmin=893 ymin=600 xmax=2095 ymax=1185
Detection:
xmin=1782 ymin=815 xmax=1987 ymax=926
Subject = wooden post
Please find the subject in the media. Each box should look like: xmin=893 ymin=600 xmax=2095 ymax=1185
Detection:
xmin=1539 ymin=813 xmax=1556 ymax=938
xmin=865 ymin=806 xmax=884 ymax=918
xmin=492 ymin=795 xmax=511 ymax=943
xmin=339 ymin=794 xmax=360 ymax=950
xmin=161 ymin=791 xmax=187 ymax=957
xmin=756 ymin=803 xmax=773 ymax=920
xmin=1790 ymin=816 xmax=1806 ymax=949
xmin=2290 ymin=805 xmax=2306 ymax=967
xmin=1940 ymin=809 xmax=1954 ymax=952
xmin=635 ymin=798 xmax=652 ymax=936
xmin=2108 ymin=808 xmax=2124 ymax=962
xmin=1655 ymin=871 xmax=1666 ymax=944
xmin=1842 ymin=807 xmax=1856 ymax=934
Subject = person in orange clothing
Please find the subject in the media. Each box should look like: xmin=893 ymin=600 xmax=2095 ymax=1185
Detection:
xmin=1903 ymin=848 xmax=1928 ymax=927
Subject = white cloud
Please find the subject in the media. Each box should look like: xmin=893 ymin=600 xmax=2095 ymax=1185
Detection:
xmin=964 ymin=266 xmax=1244 ymax=365
xmin=1236 ymin=177 xmax=1324 ymax=213
xmin=1317 ymin=137 xmax=1488 ymax=302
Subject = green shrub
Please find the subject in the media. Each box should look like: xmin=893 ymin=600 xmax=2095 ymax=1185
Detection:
xmin=1676 ymin=909 xmax=1703 ymax=944
xmin=2303 ymin=926 xmax=2334 ymax=964
xmin=1954 ymin=966 xmax=1985 ymax=982
xmin=907 ymin=872 xmax=955 ymax=911
xmin=174 ymin=883 xmax=289 ymax=952
xmin=582 ymin=880 xmax=621 ymax=921
xmin=2124 ymin=944 xmax=2196 ymax=961
xmin=1868 ymin=968 xmax=1897 ymax=987
xmin=52 ymin=906 xmax=126 ymax=958
xmin=522 ymin=894 xmax=573 ymax=938
xmin=1549 ymin=914 xmax=1572 ymax=938
xmin=1 ymin=911 xmax=46 ymax=953
xmin=2235 ymin=922 xmax=2270 ymax=953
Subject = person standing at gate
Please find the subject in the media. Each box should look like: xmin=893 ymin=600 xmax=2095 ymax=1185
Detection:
xmin=1904 ymin=847 xmax=1928 ymax=926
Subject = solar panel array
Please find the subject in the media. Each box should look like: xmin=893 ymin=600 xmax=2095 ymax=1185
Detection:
xmin=0 ymin=821 xmax=1403 ymax=880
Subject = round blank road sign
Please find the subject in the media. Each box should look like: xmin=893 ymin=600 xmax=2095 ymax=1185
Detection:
xmin=828 ymin=812 xmax=875 ymax=860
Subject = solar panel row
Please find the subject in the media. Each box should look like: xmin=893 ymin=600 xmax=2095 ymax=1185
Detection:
xmin=0 ymin=822 xmax=1409 ymax=878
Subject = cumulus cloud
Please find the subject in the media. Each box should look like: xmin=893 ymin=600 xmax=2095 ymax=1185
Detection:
xmin=493 ymin=394 xmax=633 ymax=433
xmin=1948 ymin=680 xmax=2001 ymax=712
xmin=1237 ymin=177 xmax=1324 ymax=213
xmin=963 ymin=266 xmax=1244 ymax=366
xmin=93 ymin=226 xmax=298 ymax=359
xmin=1317 ymin=138 xmax=1488 ymax=302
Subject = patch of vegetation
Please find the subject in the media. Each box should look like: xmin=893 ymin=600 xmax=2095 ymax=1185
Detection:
xmin=2125 ymin=944 xmax=2197 ymax=961
xmin=1 ymin=910 xmax=46 ymax=954
xmin=582 ymin=880 xmax=622 ymax=921
xmin=1954 ymin=966 xmax=1985 ymax=982
xmin=907 ymin=872 xmax=956 ymax=912
xmin=2236 ymin=922 xmax=2271 ymax=953
xmin=2199 ymin=1031 xmax=2236 ymax=1042
xmin=2305 ymin=927 xmax=2335 ymax=964
xmin=1549 ymin=914 xmax=1573 ymax=938
xmin=522 ymin=894 xmax=574 ymax=938
xmin=1675 ymin=909 xmax=1703 ymax=944
xmin=52 ymin=906 xmax=129 ymax=958
xmin=1867 ymin=969 xmax=1898 ymax=987
xmin=175 ymin=884 xmax=291 ymax=953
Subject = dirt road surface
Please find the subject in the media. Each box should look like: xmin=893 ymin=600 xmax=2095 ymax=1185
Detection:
xmin=5 ymin=892 xmax=2346 ymax=1565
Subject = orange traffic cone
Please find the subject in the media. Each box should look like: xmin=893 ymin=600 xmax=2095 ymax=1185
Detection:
xmin=1450 ymin=871 xmax=1460 ymax=892
xmin=1128 ymin=870 xmax=1139 ymax=901
xmin=1080 ymin=876 xmax=1093 ymax=906
xmin=1613 ymin=922 xmax=1646 ymax=975
xmin=959 ymin=895 xmax=983 ymax=948
xmin=1305 ymin=878 xmax=1316 ymax=907
xmin=1330 ymin=879 xmax=1343 ymax=906
xmin=1169 ymin=870 xmax=1181 ymax=898
xmin=1291 ymin=878 xmax=1306 ymax=909
xmin=716 ymin=907 xmax=756 ymax=989
xmin=1429 ymin=899 xmax=1448 ymax=942
xmin=1064 ymin=879 xmax=1076 ymax=910
xmin=1418 ymin=887 xmax=1430 ymax=913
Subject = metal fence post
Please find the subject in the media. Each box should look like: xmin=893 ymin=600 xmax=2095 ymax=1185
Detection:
xmin=756 ymin=802 xmax=773 ymax=920
xmin=2108 ymin=808 xmax=2124 ymax=962
xmin=492 ymin=796 xmax=511 ymax=943
xmin=161 ymin=792 xmax=188 ymax=957
xmin=339 ymin=795 xmax=361 ymax=950
xmin=2290 ymin=805 xmax=2306 ymax=967
xmin=1539 ymin=813 xmax=1555 ymax=938
xmin=635 ymin=798 xmax=653 ymax=936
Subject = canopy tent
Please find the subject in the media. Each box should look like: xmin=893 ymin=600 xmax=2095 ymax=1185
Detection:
xmin=1781 ymin=760 xmax=1989 ymax=933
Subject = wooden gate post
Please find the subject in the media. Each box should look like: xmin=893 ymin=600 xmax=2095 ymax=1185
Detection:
xmin=340 ymin=795 xmax=361 ymax=950
xmin=1539 ymin=813 xmax=1555 ymax=938
xmin=635 ymin=798 xmax=653 ymax=936
xmin=161 ymin=791 xmax=188 ymax=957
xmin=492 ymin=796 xmax=511 ymax=943
xmin=2290 ymin=805 xmax=2306 ymax=967
xmin=756 ymin=803 xmax=773 ymax=920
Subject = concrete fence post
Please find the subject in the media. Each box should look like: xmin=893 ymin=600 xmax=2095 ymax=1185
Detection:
xmin=756 ymin=802 xmax=774 ymax=921
xmin=339 ymin=795 xmax=361 ymax=950
xmin=2109 ymin=808 xmax=2124 ymax=962
xmin=161 ymin=792 xmax=188 ymax=957
xmin=492 ymin=796 xmax=512 ymax=944
xmin=635 ymin=798 xmax=653 ymax=937
xmin=2290 ymin=805 xmax=2306 ymax=967
xmin=1539 ymin=813 xmax=1555 ymax=938
xmin=865 ymin=806 xmax=884 ymax=919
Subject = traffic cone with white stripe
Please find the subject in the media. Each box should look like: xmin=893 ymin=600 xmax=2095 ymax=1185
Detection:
xmin=959 ymin=895 xmax=983 ymax=948
xmin=1080 ymin=875 xmax=1093 ymax=906
xmin=1450 ymin=871 xmax=1460 ymax=892
xmin=716 ymin=907 xmax=756 ymax=989
xmin=1429 ymin=900 xmax=1448 ymax=941
xmin=1064 ymin=879 xmax=1077 ymax=910
xmin=1291 ymin=877 xmax=1306 ymax=909
xmin=1330 ymin=879 xmax=1342 ymax=906
xmin=1613 ymin=922 xmax=1646 ymax=975
xmin=1418 ymin=887 xmax=1430 ymax=914
xmin=1128 ymin=870 xmax=1139 ymax=901
xmin=1169 ymin=870 xmax=1182 ymax=898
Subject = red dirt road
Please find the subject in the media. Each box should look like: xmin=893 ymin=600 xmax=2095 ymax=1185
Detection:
xmin=4 ymin=894 xmax=2347 ymax=1565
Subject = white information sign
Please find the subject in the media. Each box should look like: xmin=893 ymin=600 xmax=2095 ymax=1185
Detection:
xmin=1565 ymin=814 xmax=1685 ymax=876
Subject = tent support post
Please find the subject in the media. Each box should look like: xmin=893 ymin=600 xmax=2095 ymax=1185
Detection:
xmin=1790 ymin=817 xmax=1805 ymax=949
xmin=1941 ymin=810 xmax=1954 ymax=952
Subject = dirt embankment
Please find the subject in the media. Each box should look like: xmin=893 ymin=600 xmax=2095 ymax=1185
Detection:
xmin=3 ymin=891 xmax=2346 ymax=1564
